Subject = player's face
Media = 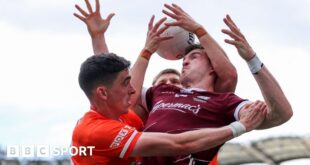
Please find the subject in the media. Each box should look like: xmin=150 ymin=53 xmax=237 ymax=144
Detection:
xmin=107 ymin=69 xmax=136 ymax=115
xmin=181 ymin=49 xmax=213 ymax=85
xmin=154 ymin=73 xmax=182 ymax=88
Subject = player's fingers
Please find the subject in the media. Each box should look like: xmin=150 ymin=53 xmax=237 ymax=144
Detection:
xmin=74 ymin=13 xmax=86 ymax=23
xmin=85 ymin=0 xmax=93 ymax=13
xmin=75 ymin=4 xmax=89 ymax=17
xmin=148 ymin=15 xmax=155 ymax=31
xmin=153 ymin=17 xmax=167 ymax=32
xmin=162 ymin=10 xmax=178 ymax=20
xmin=106 ymin=13 xmax=115 ymax=22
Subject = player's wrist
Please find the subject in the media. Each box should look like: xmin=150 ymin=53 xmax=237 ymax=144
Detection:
xmin=140 ymin=49 xmax=152 ymax=61
xmin=194 ymin=26 xmax=207 ymax=39
xmin=247 ymin=53 xmax=264 ymax=74
xmin=91 ymin=33 xmax=105 ymax=42
xmin=228 ymin=121 xmax=246 ymax=137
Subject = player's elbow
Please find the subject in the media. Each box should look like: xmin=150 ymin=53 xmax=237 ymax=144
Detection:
xmin=282 ymin=104 xmax=293 ymax=123
xmin=274 ymin=104 xmax=293 ymax=126
xmin=216 ymin=71 xmax=238 ymax=93
xmin=226 ymin=71 xmax=238 ymax=92
xmin=228 ymin=66 xmax=238 ymax=86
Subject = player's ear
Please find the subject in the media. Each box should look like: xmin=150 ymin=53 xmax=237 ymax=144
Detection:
xmin=209 ymin=68 xmax=215 ymax=76
xmin=96 ymin=86 xmax=108 ymax=100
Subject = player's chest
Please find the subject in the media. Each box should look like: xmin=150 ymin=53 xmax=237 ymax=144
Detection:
xmin=151 ymin=90 xmax=222 ymax=115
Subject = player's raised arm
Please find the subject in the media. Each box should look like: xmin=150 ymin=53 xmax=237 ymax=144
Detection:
xmin=129 ymin=16 xmax=173 ymax=119
xmin=222 ymin=14 xmax=293 ymax=129
xmin=74 ymin=0 xmax=115 ymax=54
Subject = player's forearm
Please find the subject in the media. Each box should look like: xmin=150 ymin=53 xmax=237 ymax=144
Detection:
xmin=174 ymin=126 xmax=233 ymax=154
xmin=254 ymin=66 xmax=293 ymax=128
xmin=130 ymin=49 xmax=151 ymax=109
xmin=197 ymin=27 xmax=237 ymax=92
xmin=91 ymin=34 xmax=109 ymax=55
xmin=132 ymin=126 xmax=234 ymax=157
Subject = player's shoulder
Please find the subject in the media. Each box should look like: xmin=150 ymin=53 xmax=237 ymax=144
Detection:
xmin=76 ymin=111 xmax=127 ymax=136
xmin=73 ymin=111 xmax=139 ymax=150
xmin=90 ymin=117 xmax=136 ymax=145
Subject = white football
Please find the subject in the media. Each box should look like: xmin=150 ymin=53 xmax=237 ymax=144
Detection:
xmin=157 ymin=25 xmax=195 ymax=60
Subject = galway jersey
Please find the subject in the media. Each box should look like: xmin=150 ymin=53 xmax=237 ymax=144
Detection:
xmin=142 ymin=84 xmax=250 ymax=165
xmin=71 ymin=109 xmax=143 ymax=165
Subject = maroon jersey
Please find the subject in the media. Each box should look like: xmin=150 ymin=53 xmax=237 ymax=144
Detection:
xmin=142 ymin=84 xmax=250 ymax=165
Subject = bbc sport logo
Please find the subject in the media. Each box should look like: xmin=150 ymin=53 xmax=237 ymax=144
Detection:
xmin=6 ymin=145 xmax=95 ymax=158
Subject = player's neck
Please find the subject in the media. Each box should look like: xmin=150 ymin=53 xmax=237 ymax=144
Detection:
xmin=185 ymin=75 xmax=214 ymax=91
xmin=91 ymin=101 xmax=121 ymax=120
xmin=184 ymin=79 xmax=213 ymax=91
xmin=187 ymin=83 xmax=214 ymax=92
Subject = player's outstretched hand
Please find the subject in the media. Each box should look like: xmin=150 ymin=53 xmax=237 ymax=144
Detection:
xmin=222 ymin=14 xmax=256 ymax=61
xmin=162 ymin=3 xmax=201 ymax=32
xmin=144 ymin=15 xmax=173 ymax=54
xmin=74 ymin=0 xmax=115 ymax=38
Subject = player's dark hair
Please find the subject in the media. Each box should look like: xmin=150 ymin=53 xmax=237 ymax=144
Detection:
xmin=78 ymin=53 xmax=131 ymax=99
xmin=185 ymin=44 xmax=204 ymax=55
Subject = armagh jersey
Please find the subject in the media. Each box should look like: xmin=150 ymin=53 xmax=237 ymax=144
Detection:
xmin=142 ymin=84 xmax=250 ymax=165
xmin=71 ymin=109 xmax=143 ymax=165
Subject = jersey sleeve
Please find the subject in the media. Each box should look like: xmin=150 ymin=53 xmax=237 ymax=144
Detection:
xmin=141 ymin=87 xmax=154 ymax=113
xmin=223 ymin=93 xmax=252 ymax=121
xmin=90 ymin=120 xmax=142 ymax=159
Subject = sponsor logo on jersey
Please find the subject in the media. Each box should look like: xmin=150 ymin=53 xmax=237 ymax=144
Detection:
xmin=110 ymin=125 xmax=133 ymax=148
xmin=152 ymin=100 xmax=201 ymax=114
